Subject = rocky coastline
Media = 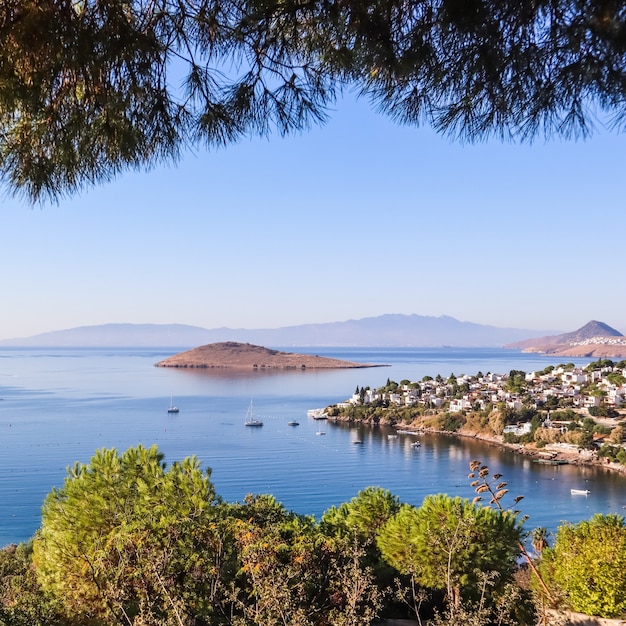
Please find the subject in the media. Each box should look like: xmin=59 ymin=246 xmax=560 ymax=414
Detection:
xmin=326 ymin=412 xmax=626 ymax=477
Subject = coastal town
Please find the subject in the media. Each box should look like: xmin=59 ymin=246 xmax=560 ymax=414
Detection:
xmin=325 ymin=358 xmax=626 ymax=470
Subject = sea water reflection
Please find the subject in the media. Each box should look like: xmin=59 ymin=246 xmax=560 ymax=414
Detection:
xmin=1 ymin=346 xmax=625 ymax=547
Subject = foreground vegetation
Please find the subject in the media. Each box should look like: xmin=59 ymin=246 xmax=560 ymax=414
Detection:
xmin=2 ymin=445 xmax=626 ymax=625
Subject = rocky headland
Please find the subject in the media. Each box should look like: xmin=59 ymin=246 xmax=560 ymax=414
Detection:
xmin=505 ymin=320 xmax=626 ymax=358
xmin=154 ymin=341 xmax=385 ymax=370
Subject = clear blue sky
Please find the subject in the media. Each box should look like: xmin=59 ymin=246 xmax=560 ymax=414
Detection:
xmin=2 ymin=94 xmax=625 ymax=340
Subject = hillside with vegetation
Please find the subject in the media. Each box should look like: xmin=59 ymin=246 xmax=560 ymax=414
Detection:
xmin=325 ymin=359 xmax=626 ymax=470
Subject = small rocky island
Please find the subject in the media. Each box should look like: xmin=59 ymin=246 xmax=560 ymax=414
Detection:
xmin=155 ymin=341 xmax=383 ymax=370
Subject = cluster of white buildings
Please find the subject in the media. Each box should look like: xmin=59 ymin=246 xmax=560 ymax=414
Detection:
xmin=343 ymin=363 xmax=626 ymax=415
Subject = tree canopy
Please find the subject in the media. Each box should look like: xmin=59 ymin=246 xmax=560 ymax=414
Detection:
xmin=377 ymin=495 xmax=522 ymax=606
xmin=540 ymin=513 xmax=626 ymax=618
xmin=33 ymin=445 xmax=222 ymax=625
xmin=2 ymin=0 xmax=625 ymax=202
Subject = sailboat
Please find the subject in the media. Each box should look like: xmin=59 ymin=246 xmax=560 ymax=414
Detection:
xmin=167 ymin=395 xmax=179 ymax=413
xmin=244 ymin=399 xmax=263 ymax=427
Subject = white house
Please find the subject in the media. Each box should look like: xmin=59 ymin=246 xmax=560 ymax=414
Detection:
xmin=449 ymin=398 xmax=473 ymax=413
xmin=503 ymin=422 xmax=532 ymax=436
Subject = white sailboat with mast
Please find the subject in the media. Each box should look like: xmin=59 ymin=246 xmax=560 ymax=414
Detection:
xmin=244 ymin=399 xmax=263 ymax=427
xmin=167 ymin=394 xmax=179 ymax=413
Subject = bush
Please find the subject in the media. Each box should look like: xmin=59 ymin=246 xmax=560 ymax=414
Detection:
xmin=503 ymin=432 xmax=520 ymax=444
xmin=541 ymin=514 xmax=626 ymax=618
xmin=441 ymin=413 xmax=466 ymax=432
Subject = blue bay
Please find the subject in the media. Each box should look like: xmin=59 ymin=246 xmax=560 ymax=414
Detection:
xmin=1 ymin=346 xmax=625 ymax=548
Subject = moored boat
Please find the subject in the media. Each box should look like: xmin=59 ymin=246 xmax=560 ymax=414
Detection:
xmin=571 ymin=488 xmax=590 ymax=495
xmin=244 ymin=399 xmax=263 ymax=427
xmin=167 ymin=395 xmax=179 ymax=413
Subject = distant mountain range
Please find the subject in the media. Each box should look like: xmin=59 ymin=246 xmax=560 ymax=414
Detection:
xmin=505 ymin=320 xmax=626 ymax=358
xmin=0 ymin=315 xmax=564 ymax=348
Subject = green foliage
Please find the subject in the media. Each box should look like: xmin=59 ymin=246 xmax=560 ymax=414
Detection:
xmin=549 ymin=409 xmax=577 ymax=421
xmin=440 ymin=412 xmax=466 ymax=432
xmin=381 ymin=379 xmax=399 ymax=392
xmin=230 ymin=494 xmax=385 ymax=626
xmin=606 ymin=372 xmax=626 ymax=386
xmin=11 ymin=438 xmax=626 ymax=624
xmin=541 ymin=395 xmax=559 ymax=410
xmin=0 ymin=542 xmax=66 ymax=626
xmin=5 ymin=0 xmax=626 ymax=201
xmin=228 ymin=498 xmax=327 ymax=625
xmin=589 ymin=404 xmax=620 ymax=418
xmin=585 ymin=359 xmax=615 ymax=371
xmin=531 ymin=527 xmax=550 ymax=556
xmin=506 ymin=370 xmax=526 ymax=393
xmin=503 ymin=432 xmax=520 ymax=444
xmin=429 ymin=579 xmax=534 ymax=626
xmin=321 ymin=487 xmax=400 ymax=544
xmin=34 ymin=445 xmax=222 ymax=625
xmin=598 ymin=444 xmax=621 ymax=462
xmin=541 ymin=514 xmax=626 ymax=618
xmin=377 ymin=495 xmax=522 ymax=606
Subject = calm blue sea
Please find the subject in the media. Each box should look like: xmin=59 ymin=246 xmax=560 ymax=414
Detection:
xmin=1 ymin=346 xmax=625 ymax=548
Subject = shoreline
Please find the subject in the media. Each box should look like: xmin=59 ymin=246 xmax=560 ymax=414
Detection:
xmin=405 ymin=425 xmax=626 ymax=477
xmin=326 ymin=413 xmax=626 ymax=478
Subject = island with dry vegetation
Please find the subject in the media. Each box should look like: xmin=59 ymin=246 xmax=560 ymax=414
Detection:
xmin=154 ymin=341 xmax=385 ymax=370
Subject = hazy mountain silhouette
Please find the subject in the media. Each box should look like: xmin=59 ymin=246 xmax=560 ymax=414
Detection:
xmin=0 ymin=315 xmax=562 ymax=348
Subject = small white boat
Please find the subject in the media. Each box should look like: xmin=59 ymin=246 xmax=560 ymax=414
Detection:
xmin=387 ymin=434 xmax=398 ymax=439
xmin=244 ymin=399 xmax=263 ymax=427
xmin=316 ymin=430 xmax=326 ymax=435
xmin=308 ymin=408 xmax=328 ymax=420
xmin=167 ymin=395 xmax=179 ymax=413
xmin=571 ymin=488 xmax=590 ymax=495
xmin=411 ymin=441 xmax=421 ymax=448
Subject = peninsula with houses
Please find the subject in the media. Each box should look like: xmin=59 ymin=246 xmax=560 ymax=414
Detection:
xmin=324 ymin=354 xmax=626 ymax=471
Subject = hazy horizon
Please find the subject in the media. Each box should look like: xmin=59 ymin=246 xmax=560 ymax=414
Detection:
xmin=0 ymin=313 xmax=574 ymax=344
